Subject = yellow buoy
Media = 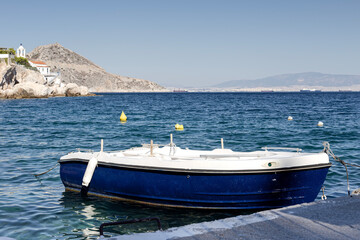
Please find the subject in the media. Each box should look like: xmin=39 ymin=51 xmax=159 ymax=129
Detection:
xmin=120 ymin=111 xmax=127 ymax=122
xmin=175 ymin=123 xmax=184 ymax=130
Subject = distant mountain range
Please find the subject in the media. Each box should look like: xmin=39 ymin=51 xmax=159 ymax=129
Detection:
xmin=213 ymin=72 xmax=360 ymax=88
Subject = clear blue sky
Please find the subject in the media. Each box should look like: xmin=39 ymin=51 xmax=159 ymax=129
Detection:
xmin=2 ymin=0 xmax=360 ymax=87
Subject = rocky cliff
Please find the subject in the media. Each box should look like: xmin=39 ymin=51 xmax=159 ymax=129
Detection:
xmin=27 ymin=43 xmax=167 ymax=92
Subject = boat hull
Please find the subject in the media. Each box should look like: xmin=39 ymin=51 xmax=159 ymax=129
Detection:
xmin=60 ymin=161 xmax=330 ymax=209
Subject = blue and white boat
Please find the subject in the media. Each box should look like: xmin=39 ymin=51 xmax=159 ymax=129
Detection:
xmin=59 ymin=141 xmax=331 ymax=209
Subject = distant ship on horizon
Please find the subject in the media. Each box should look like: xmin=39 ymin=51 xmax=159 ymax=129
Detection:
xmin=300 ymin=89 xmax=322 ymax=92
xmin=173 ymin=89 xmax=188 ymax=93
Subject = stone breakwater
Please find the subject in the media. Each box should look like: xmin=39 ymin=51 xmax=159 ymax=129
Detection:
xmin=0 ymin=63 xmax=93 ymax=99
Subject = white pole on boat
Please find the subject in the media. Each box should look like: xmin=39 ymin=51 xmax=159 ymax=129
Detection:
xmin=169 ymin=134 xmax=176 ymax=156
xmin=81 ymin=154 xmax=99 ymax=196
xmin=221 ymin=138 xmax=224 ymax=149
xmin=150 ymin=140 xmax=153 ymax=156
xmin=101 ymin=139 xmax=104 ymax=152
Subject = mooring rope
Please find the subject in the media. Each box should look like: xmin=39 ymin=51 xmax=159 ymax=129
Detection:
xmin=323 ymin=142 xmax=360 ymax=196
xmin=34 ymin=163 xmax=59 ymax=177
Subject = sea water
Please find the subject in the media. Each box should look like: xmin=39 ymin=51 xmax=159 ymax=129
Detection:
xmin=0 ymin=92 xmax=359 ymax=239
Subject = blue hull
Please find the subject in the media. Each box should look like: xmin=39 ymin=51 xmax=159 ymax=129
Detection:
xmin=60 ymin=162 xmax=330 ymax=209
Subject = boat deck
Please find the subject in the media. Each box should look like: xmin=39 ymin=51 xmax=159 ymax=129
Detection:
xmin=60 ymin=146 xmax=330 ymax=172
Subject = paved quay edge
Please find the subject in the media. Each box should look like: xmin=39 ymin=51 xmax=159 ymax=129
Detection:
xmin=106 ymin=195 xmax=360 ymax=240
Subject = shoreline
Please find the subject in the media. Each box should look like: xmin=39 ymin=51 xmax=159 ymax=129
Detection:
xmin=2 ymin=91 xmax=359 ymax=99
xmin=0 ymin=93 xmax=96 ymax=99
xmin=2 ymin=90 xmax=359 ymax=99
xmin=93 ymin=90 xmax=360 ymax=94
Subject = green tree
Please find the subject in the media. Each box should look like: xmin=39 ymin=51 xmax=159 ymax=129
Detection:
xmin=15 ymin=57 xmax=31 ymax=68
xmin=8 ymin=48 xmax=16 ymax=55
xmin=0 ymin=48 xmax=16 ymax=54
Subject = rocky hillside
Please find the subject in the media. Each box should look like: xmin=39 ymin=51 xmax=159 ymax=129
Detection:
xmin=27 ymin=43 xmax=167 ymax=92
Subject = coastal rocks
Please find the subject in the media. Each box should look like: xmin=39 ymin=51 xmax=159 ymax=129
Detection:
xmin=0 ymin=63 xmax=92 ymax=99
xmin=65 ymin=83 xmax=89 ymax=97
xmin=15 ymin=82 xmax=49 ymax=98
xmin=79 ymin=86 xmax=89 ymax=95
xmin=22 ymin=83 xmax=47 ymax=98
xmin=0 ymin=64 xmax=45 ymax=90
xmin=50 ymin=85 xmax=66 ymax=96
xmin=1 ymin=83 xmax=46 ymax=98
xmin=0 ymin=81 xmax=91 ymax=99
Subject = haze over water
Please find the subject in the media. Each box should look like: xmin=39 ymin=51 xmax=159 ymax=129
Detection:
xmin=0 ymin=92 xmax=359 ymax=239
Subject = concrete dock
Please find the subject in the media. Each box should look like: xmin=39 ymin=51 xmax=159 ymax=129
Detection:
xmin=109 ymin=195 xmax=360 ymax=240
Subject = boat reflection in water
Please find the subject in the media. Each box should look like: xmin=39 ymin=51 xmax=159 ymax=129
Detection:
xmin=58 ymin=190 xmax=242 ymax=237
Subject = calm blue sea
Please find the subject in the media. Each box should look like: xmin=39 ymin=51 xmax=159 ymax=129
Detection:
xmin=0 ymin=92 xmax=359 ymax=239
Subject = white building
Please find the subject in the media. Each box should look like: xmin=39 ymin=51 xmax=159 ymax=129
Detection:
xmin=28 ymin=60 xmax=61 ymax=84
xmin=0 ymin=47 xmax=15 ymax=66
xmin=16 ymin=44 xmax=26 ymax=58
xmin=28 ymin=60 xmax=50 ymax=75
